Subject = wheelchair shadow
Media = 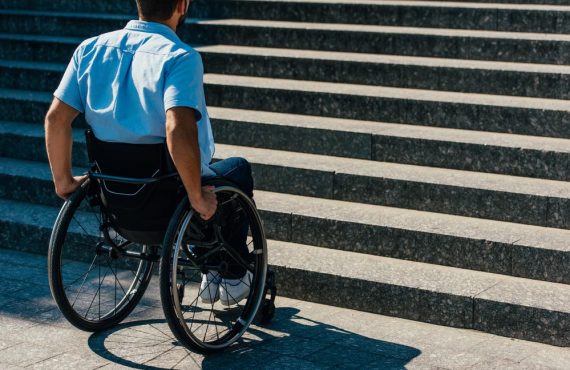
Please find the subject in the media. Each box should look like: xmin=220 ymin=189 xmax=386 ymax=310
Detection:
xmin=87 ymin=307 xmax=421 ymax=369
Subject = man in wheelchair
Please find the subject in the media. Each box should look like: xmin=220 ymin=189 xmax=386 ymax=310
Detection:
xmin=44 ymin=0 xmax=258 ymax=322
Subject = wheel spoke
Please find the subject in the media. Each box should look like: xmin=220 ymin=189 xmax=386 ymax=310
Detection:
xmin=84 ymin=264 xmax=110 ymax=319
xmin=68 ymin=254 xmax=98 ymax=308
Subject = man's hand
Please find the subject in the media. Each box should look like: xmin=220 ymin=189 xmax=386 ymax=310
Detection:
xmin=55 ymin=175 xmax=88 ymax=200
xmin=191 ymin=185 xmax=217 ymax=220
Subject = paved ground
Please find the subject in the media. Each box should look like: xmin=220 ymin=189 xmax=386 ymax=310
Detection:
xmin=1 ymin=249 xmax=570 ymax=369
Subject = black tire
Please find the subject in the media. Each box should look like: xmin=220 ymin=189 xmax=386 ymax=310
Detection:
xmin=48 ymin=179 xmax=155 ymax=332
xmin=159 ymin=179 xmax=267 ymax=353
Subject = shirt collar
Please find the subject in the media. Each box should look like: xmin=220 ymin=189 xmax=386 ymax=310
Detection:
xmin=124 ymin=20 xmax=180 ymax=41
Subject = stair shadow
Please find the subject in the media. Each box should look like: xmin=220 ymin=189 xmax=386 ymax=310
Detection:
xmin=87 ymin=307 xmax=421 ymax=369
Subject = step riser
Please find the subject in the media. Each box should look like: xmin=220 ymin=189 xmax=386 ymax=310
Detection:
xmin=0 ymin=218 xmax=566 ymax=346
xmin=2 ymin=43 xmax=570 ymax=100
xmin=0 ymin=38 xmax=76 ymax=64
xmin=2 ymin=134 xmax=568 ymax=229
xmin=2 ymin=0 xmax=570 ymax=34
xmin=2 ymin=14 xmax=570 ymax=65
xmin=375 ymin=137 xmax=569 ymax=182
xmin=1 ymin=163 xmax=569 ymax=286
xmin=0 ymin=96 xmax=51 ymax=126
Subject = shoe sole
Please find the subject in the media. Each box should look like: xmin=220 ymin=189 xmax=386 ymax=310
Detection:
xmin=199 ymin=286 xmax=220 ymax=304
xmin=201 ymin=296 xmax=220 ymax=304
xmin=220 ymin=290 xmax=250 ymax=306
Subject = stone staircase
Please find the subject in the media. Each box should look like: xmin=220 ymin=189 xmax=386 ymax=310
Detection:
xmin=0 ymin=0 xmax=569 ymax=347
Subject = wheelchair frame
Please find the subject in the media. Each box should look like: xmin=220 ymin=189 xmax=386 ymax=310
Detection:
xmin=47 ymin=157 xmax=276 ymax=353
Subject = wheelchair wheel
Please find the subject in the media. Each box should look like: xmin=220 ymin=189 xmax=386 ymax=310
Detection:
xmin=48 ymin=179 xmax=155 ymax=331
xmin=159 ymin=180 xmax=267 ymax=353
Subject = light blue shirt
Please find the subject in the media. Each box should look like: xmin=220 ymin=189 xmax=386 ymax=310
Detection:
xmin=54 ymin=20 xmax=215 ymax=176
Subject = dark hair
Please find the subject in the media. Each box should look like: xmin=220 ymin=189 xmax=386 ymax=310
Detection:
xmin=136 ymin=0 xmax=180 ymax=21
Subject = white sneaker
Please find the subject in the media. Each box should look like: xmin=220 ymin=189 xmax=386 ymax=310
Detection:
xmin=200 ymin=271 xmax=221 ymax=304
xmin=219 ymin=271 xmax=253 ymax=306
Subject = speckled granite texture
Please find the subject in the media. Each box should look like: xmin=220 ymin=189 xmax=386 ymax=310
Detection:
xmin=3 ymin=11 xmax=570 ymax=65
xmin=0 ymin=0 xmax=569 ymax=348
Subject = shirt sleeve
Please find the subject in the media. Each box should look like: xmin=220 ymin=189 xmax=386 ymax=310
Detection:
xmin=53 ymin=45 xmax=85 ymax=113
xmin=163 ymin=52 xmax=204 ymax=122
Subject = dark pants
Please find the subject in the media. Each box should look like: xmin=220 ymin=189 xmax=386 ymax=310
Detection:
xmin=205 ymin=157 xmax=253 ymax=278
xmin=207 ymin=157 xmax=254 ymax=198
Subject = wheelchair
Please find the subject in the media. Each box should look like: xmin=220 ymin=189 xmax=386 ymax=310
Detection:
xmin=47 ymin=130 xmax=276 ymax=353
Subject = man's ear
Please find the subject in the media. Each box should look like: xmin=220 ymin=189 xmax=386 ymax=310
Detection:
xmin=177 ymin=0 xmax=187 ymax=15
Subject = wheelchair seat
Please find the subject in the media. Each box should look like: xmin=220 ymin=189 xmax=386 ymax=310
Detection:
xmin=85 ymin=129 xmax=183 ymax=245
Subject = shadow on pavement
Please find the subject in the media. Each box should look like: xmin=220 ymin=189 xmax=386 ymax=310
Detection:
xmin=87 ymin=307 xmax=421 ymax=369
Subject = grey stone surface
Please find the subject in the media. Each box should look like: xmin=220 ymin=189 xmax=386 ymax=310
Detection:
xmin=2 ymin=248 xmax=570 ymax=369
xmin=3 ymin=62 xmax=570 ymax=138
xmin=204 ymin=74 xmax=570 ymax=139
xmin=2 ymin=185 xmax=570 ymax=285
xmin=474 ymin=278 xmax=570 ymax=346
xmin=4 ymin=106 xmax=570 ymax=182
xmin=3 ymin=131 xmax=569 ymax=229
xmin=3 ymin=10 xmax=570 ymax=65
xmin=1 ymin=0 xmax=570 ymax=354
xmin=3 ymin=0 xmax=570 ymax=34
xmin=5 ymin=40 xmax=570 ymax=100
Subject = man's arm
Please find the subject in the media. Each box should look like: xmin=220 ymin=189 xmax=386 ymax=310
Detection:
xmin=166 ymin=107 xmax=217 ymax=220
xmin=45 ymin=97 xmax=86 ymax=199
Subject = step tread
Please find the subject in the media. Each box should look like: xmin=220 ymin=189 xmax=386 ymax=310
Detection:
xmin=212 ymin=0 xmax=570 ymax=12
xmin=207 ymin=107 xmax=570 ymax=153
xmin=194 ymin=44 xmax=570 ymax=74
xmin=194 ymin=17 xmax=570 ymax=41
xmin=203 ymin=74 xmax=570 ymax=110
xmin=279 ymin=0 xmax=570 ymax=11
xmin=269 ymin=239 xmax=570 ymax=313
xmin=1 ymin=122 xmax=568 ymax=197
xmin=0 ymin=155 xmax=568 ymax=252
xmin=3 ymin=9 xmax=570 ymax=41
xmin=0 ymin=195 xmax=569 ymax=314
xmin=215 ymin=143 xmax=570 ymax=198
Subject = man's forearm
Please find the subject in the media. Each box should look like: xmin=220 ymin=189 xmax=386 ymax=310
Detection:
xmin=166 ymin=108 xmax=202 ymax=204
xmin=45 ymin=108 xmax=74 ymax=185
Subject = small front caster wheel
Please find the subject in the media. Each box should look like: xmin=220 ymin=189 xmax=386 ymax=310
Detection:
xmin=258 ymin=299 xmax=275 ymax=325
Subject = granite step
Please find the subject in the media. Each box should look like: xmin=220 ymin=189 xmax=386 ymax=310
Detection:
xmin=206 ymin=108 xmax=570 ymax=182
xmin=1 ymin=155 xmax=569 ymax=285
xmin=3 ymin=10 xmax=570 ymax=64
xmin=1 ymin=196 xmax=570 ymax=346
xmin=2 ymin=103 xmax=569 ymax=183
xmin=2 ymin=75 xmax=570 ymax=140
xmin=447 ymin=0 xmax=570 ymax=4
xmin=3 ymin=0 xmax=570 ymax=33
xmin=202 ymin=74 xmax=570 ymax=139
xmin=1 ymin=126 xmax=569 ymax=228
xmin=3 ymin=44 xmax=570 ymax=100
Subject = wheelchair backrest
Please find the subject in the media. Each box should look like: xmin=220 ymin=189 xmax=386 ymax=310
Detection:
xmin=85 ymin=129 xmax=183 ymax=245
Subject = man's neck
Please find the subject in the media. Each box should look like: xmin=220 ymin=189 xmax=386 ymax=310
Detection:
xmin=138 ymin=17 xmax=177 ymax=32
